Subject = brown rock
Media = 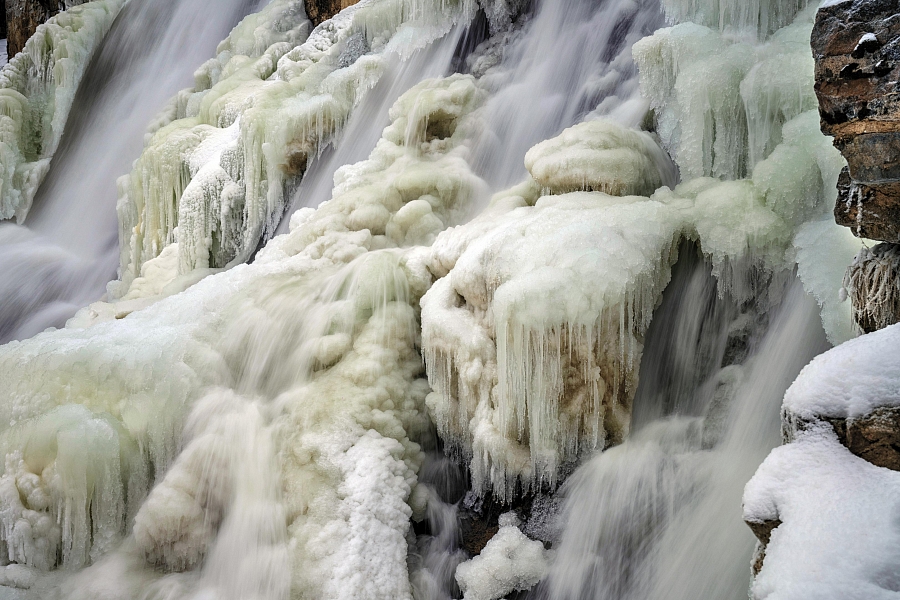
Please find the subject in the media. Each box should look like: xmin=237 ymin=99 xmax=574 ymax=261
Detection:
xmin=834 ymin=168 xmax=900 ymax=241
xmin=826 ymin=406 xmax=900 ymax=470
xmin=6 ymin=0 xmax=87 ymax=57
xmin=812 ymin=0 xmax=900 ymax=136
xmin=813 ymin=0 xmax=900 ymax=244
xmin=745 ymin=518 xmax=781 ymax=576
xmin=304 ymin=0 xmax=360 ymax=26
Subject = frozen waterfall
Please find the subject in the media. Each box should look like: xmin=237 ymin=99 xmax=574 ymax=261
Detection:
xmin=0 ymin=0 xmax=865 ymax=598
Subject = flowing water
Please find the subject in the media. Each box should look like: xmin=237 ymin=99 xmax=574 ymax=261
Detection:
xmin=0 ymin=0 xmax=262 ymax=343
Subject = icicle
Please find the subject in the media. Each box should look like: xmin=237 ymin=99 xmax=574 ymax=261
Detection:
xmin=0 ymin=0 xmax=125 ymax=221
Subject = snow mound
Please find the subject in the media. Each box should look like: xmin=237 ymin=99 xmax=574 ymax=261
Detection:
xmin=783 ymin=323 xmax=900 ymax=421
xmin=743 ymin=424 xmax=900 ymax=600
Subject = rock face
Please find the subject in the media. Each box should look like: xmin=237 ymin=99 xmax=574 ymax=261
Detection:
xmin=6 ymin=0 xmax=86 ymax=57
xmin=304 ymin=0 xmax=359 ymax=26
xmin=826 ymin=406 xmax=900 ymax=471
xmin=812 ymin=0 xmax=900 ymax=332
xmin=812 ymin=0 xmax=900 ymax=242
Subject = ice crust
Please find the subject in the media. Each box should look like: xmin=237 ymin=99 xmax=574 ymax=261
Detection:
xmin=743 ymin=424 xmax=900 ymax=600
xmin=454 ymin=512 xmax=550 ymax=600
xmin=0 ymin=0 xmax=125 ymax=221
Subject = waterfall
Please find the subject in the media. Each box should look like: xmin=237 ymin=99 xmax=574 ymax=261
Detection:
xmin=0 ymin=0 xmax=262 ymax=343
xmin=0 ymin=0 xmax=865 ymax=598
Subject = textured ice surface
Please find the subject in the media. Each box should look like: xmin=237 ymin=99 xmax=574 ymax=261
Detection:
xmin=0 ymin=0 xmax=125 ymax=221
xmin=0 ymin=71 xmax=486 ymax=599
xmin=455 ymin=512 xmax=550 ymax=600
xmin=113 ymin=0 xmax=479 ymax=300
xmin=744 ymin=424 xmax=900 ymax=600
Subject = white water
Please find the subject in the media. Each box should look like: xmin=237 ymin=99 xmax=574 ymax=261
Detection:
xmin=0 ymin=0 xmax=261 ymax=343
xmin=541 ymin=260 xmax=829 ymax=600
xmin=468 ymin=0 xmax=663 ymax=191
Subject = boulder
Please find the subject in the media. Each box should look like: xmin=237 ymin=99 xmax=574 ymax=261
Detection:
xmin=304 ymin=0 xmax=359 ymax=26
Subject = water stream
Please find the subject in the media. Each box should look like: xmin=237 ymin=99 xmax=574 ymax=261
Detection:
xmin=0 ymin=0 xmax=261 ymax=343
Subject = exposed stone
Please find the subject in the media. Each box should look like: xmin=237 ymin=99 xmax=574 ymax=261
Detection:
xmin=304 ymin=0 xmax=359 ymax=26
xmin=745 ymin=518 xmax=781 ymax=576
xmin=826 ymin=406 xmax=900 ymax=471
xmin=6 ymin=0 xmax=86 ymax=57
xmin=813 ymin=0 xmax=900 ymax=244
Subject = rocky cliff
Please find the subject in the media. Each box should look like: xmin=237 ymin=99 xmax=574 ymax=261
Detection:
xmin=813 ymin=0 xmax=900 ymax=333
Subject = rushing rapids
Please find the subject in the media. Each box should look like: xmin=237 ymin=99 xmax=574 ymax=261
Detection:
xmin=0 ymin=0 xmax=876 ymax=599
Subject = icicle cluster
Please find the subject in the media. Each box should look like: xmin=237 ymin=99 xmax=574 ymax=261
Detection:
xmin=113 ymin=0 xmax=480 ymax=300
xmin=632 ymin=4 xmax=818 ymax=181
xmin=0 ymin=0 xmax=125 ymax=221
xmin=661 ymin=0 xmax=811 ymax=38
xmin=0 ymin=71 xmax=486 ymax=599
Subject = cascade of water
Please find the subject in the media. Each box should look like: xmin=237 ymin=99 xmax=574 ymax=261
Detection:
xmin=467 ymin=0 xmax=664 ymax=193
xmin=0 ymin=0 xmax=263 ymax=343
xmin=275 ymin=22 xmax=465 ymax=234
xmin=539 ymin=261 xmax=829 ymax=600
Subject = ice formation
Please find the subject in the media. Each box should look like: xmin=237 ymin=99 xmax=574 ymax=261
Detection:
xmin=0 ymin=0 xmax=125 ymax=221
xmin=632 ymin=3 xmax=818 ymax=180
xmin=0 ymin=0 xmax=874 ymax=595
xmin=421 ymin=1 xmax=852 ymax=498
xmin=0 ymin=70 xmax=486 ymax=598
xmin=454 ymin=512 xmax=550 ymax=600
xmin=523 ymin=120 xmax=671 ymax=196
xmin=842 ymin=243 xmax=900 ymax=335
xmin=113 ymin=0 xmax=480 ymax=299
xmin=743 ymin=423 xmax=900 ymax=600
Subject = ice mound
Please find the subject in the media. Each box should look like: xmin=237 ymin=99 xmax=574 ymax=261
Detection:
xmin=422 ymin=189 xmax=684 ymax=498
xmin=0 ymin=0 xmax=125 ymax=221
xmin=524 ymin=119 xmax=671 ymax=196
xmin=455 ymin=512 xmax=550 ymax=600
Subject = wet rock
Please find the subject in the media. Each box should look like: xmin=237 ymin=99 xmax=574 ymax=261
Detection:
xmin=745 ymin=518 xmax=781 ymax=576
xmin=304 ymin=0 xmax=360 ymax=26
xmin=826 ymin=406 xmax=900 ymax=471
xmin=813 ymin=0 xmax=900 ymax=243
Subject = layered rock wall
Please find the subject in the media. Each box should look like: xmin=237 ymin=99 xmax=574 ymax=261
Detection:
xmin=813 ymin=0 xmax=900 ymax=333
